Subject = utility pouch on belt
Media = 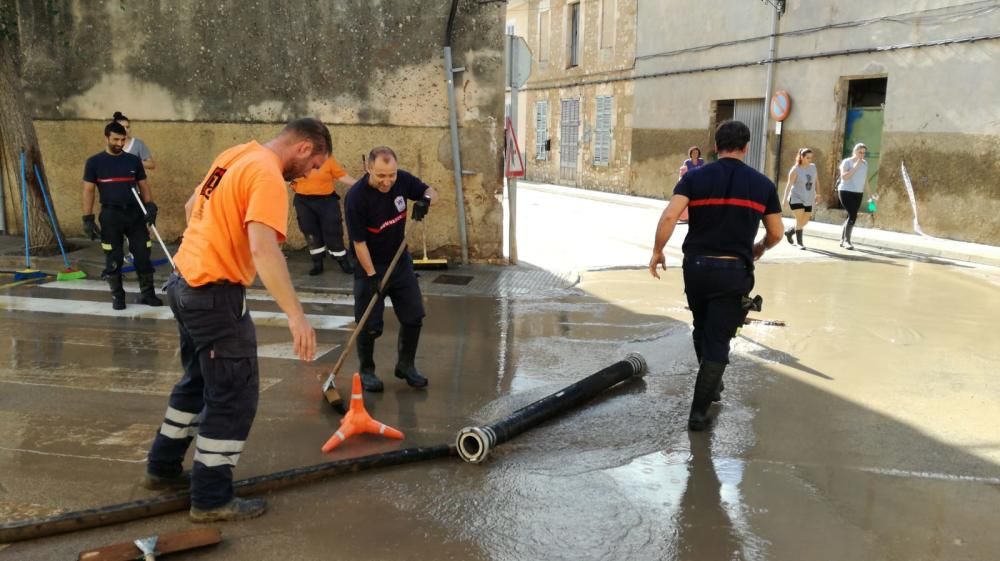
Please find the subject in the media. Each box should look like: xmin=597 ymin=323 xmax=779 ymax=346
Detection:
xmin=742 ymin=294 xmax=763 ymax=312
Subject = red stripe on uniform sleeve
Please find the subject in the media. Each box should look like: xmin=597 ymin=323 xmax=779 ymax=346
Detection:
xmin=688 ymin=198 xmax=766 ymax=213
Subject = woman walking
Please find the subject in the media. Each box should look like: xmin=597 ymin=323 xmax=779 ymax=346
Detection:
xmin=676 ymin=146 xmax=705 ymax=224
xmin=782 ymin=148 xmax=820 ymax=249
xmin=114 ymin=111 xmax=156 ymax=170
xmin=837 ymin=143 xmax=868 ymax=250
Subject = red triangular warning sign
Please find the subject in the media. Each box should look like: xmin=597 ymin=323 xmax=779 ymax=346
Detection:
xmin=505 ymin=117 xmax=525 ymax=178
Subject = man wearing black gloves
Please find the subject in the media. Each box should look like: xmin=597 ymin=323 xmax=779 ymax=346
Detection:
xmin=649 ymin=120 xmax=784 ymax=431
xmin=82 ymin=121 xmax=162 ymax=310
xmin=344 ymin=146 xmax=438 ymax=392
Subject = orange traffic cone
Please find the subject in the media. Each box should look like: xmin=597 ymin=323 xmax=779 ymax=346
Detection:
xmin=321 ymin=372 xmax=405 ymax=453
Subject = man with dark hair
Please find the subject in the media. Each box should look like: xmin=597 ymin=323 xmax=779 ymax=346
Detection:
xmin=142 ymin=118 xmax=326 ymax=522
xmin=344 ymin=146 xmax=438 ymax=392
xmin=649 ymin=120 xmax=784 ymax=431
xmin=82 ymin=121 xmax=162 ymax=309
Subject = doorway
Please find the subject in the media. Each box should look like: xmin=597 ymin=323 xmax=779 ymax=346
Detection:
xmin=841 ymin=78 xmax=887 ymax=209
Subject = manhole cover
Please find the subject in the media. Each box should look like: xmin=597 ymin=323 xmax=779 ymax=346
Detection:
xmin=432 ymin=274 xmax=474 ymax=286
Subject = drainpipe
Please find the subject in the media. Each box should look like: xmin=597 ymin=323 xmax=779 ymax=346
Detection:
xmin=760 ymin=2 xmax=781 ymax=172
xmin=0 ymin=169 xmax=6 ymax=233
xmin=443 ymin=0 xmax=470 ymax=264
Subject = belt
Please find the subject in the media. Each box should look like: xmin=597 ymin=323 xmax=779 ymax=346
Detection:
xmin=684 ymin=256 xmax=747 ymax=269
xmin=101 ymin=203 xmax=139 ymax=210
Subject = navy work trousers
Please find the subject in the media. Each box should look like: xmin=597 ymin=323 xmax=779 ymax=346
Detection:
xmin=100 ymin=205 xmax=152 ymax=277
xmin=683 ymin=256 xmax=755 ymax=365
xmin=146 ymin=274 xmax=259 ymax=510
xmin=294 ymin=193 xmax=347 ymax=257
xmin=353 ymin=254 xmax=425 ymax=335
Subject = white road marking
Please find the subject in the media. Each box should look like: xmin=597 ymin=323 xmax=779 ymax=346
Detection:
xmin=257 ymin=342 xmax=339 ymax=360
xmin=35 ymin=279 xmax=388 ymax=307
xmin=0 ymin=294 xmax=354 ymax=331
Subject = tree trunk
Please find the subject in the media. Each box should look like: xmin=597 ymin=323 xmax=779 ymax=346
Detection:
xmin=0 ymin=0 xmax=58 ymax=249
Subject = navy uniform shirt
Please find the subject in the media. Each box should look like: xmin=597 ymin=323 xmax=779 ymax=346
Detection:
xmin=674 ymin=158 xmax=781 ymax=264
xmin=344 ymin=170 xmax=430 ymax=267
xmin=83 ymin=151 xmax=146 ymax=208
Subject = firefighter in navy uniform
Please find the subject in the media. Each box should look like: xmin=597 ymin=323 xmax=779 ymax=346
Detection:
xmin=649 ymin=120 xmax=785 ymax=431
xmin=344 ymin=146 xmax=439 ymax=392
xmin=82 ymin=121 xmax=162 ymax=310
xmin=290 ymin=155 xmax=357 ymax=276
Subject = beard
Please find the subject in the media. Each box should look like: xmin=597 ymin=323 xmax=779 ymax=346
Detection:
xmin=109 ymin=145 xmax=123 ymax=154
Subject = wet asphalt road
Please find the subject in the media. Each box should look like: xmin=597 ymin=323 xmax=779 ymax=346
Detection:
xmin=2 ymin=189 xmax=999 ymax=560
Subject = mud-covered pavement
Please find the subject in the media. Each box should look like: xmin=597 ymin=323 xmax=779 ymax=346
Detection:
xmin=2 ymin=186 xmax=999 ymax=560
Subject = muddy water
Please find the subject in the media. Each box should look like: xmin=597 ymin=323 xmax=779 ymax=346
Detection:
xmin=2 ymin=253 xmax=999 ymax=560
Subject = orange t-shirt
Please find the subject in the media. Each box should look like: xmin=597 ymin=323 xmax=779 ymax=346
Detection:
xmin=290 ymin=156 xmax=347 ymax=196
xmin=174 ymin=141 xmax=288 ymax=287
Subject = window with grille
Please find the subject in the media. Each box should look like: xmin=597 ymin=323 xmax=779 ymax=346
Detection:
xmin=593 ymin=96 xmax=613 ymax=165
xmin=535 ymin=101 xmax=549 ymax=160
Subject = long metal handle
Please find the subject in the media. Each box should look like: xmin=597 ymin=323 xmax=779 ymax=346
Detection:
xmin=33 ymin=164 xmax=70 ymax=269
xmin=326 ymin=237 xmax=409 ymax=381
xmin=130 ymin=187 xmax=176 ymax=270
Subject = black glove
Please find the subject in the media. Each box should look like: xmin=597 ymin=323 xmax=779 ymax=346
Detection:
xmin=82 ymin=214 xmax=101 ymax=240
xmin=364 ymin=274 xmax=382 ymax=302
xmin=411 ymin=197 xmax=430 ymax=222
xmin=143 ymin=201 xmax=158 ymax=225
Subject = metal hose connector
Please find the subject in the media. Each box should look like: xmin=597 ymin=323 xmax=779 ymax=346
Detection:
xmin=456 ymin=425 xmax=497 ymax=464
xmin=625 ymin=352 xmax=647 ymax=377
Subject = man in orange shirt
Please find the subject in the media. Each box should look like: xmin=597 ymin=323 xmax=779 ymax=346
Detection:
xmin=290 ymin=155 xmax=357 ymax=275
xmin=142 ymin=118 xmax=328 ymax=523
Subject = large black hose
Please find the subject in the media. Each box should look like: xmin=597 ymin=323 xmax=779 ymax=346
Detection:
xmin=0 ymin=445 xmax=454 ymax=543
xmin=456 ymin=353 xmax=647 ymax=463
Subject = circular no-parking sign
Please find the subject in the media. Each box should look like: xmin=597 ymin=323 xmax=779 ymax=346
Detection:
xmin=770 ymin=90 xmax=791 ymax=121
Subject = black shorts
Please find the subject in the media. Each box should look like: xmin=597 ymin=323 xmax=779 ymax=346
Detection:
xmin=789 ymin=203 xmax=813 ymax=212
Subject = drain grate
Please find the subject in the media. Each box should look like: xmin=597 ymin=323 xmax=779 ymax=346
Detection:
xmin=432 ymin=274 xmax=474 ymax=286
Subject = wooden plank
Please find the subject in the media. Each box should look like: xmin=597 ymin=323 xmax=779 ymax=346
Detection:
xmin=77 ymin=528 xmax=221 ymax=561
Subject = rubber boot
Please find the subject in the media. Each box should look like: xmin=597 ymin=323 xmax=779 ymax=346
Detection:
xmin=394 ymin=324 xmax=428 ymax=388
xmin=688 ymin=361 xmax=726 ymax=431
xmin=357 ymin=332 xmax=383 ymax=392
xmin=795 ymin=229 xmax=805 ymax=249
xmin=308 ymin=255 xmax=324 ymax=276
xmin=138 ymin=273 xmax=163 ymax=306
xmin=713 ymin=380 xmax=724 ymax=403
xmin=334 ymin=254 xmax=354 ymax=274
xmin=784 ymin=227 xmax=795 ymax=245
xmin=108 ymin=274 xmax=126 ymax=310
xmin=190 ymin=497 xmax=267 ymax=523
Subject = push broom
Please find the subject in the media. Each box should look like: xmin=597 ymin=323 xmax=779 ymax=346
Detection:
xmin=13 ymin=151 xmax=46 ymax=281
xmin=35 ymin=163 xmax=85 ymax=280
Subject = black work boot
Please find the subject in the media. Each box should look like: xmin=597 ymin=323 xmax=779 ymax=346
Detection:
xmin=688 ymin=361 xmax=726 ymax=431
xmin=308 ymin=255 xmax=324 ymax=276
xmin=334 ymin=254 xmax=354 ymax=274
xmin=712 ymin=380 xmax=725 ymax=403
xmin=190 ymin=497 xmax=267 ymax=523
xmin=784 ymin=227 xmax=795 ymax=245
xmin=357 ymin=332 xmax=383 ymax=392
xmin=138 ymin=273 xmax=163 ymax=306
xmin=795 ymin=229 xmax=805 ymax=249
xmin=141 ymin=470 xmax=191 ymax=491
xmin=394 ymin=324 xmax=428 ymax=388
xmin=108 ymin=274 xmax=126 ymax=310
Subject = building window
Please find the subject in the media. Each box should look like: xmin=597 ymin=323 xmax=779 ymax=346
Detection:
xmin=567 ymin=2 xmax=581 ymax=68
xmin=535 ymin=101 xmax=550 ymax=160
xmin=593 ymin=96 xmax=613 ymax=166
xmin=538 ymin=10 xmax=550 ymax=62
xmin=600 ymin=0 xmax=615 ymax=49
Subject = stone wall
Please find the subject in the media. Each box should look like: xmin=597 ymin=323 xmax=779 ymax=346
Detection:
xmin=11 ymin=0 xmax=506 ymax=259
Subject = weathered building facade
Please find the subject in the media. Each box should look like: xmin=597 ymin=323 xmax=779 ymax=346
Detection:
xmin=511 ymin=0 xmax=1000 ymax=245
xmin=508 ymin=0 xmax=637 ymax=193
xmin=8 ymin=0 xmax=507 ymax=260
